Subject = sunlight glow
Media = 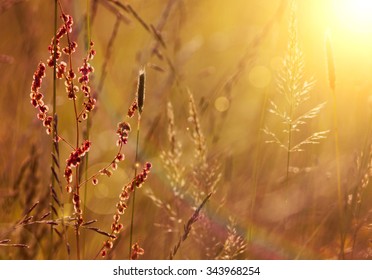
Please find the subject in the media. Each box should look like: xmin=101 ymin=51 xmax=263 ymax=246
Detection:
xmin=334 ymin=0 xmax=372 ymax=33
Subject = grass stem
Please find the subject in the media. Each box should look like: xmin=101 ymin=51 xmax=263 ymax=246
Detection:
xmin=331 ymin=89 xmax=344 ymax=259
xmin=129 ymin=116 xmax=141 ymax=259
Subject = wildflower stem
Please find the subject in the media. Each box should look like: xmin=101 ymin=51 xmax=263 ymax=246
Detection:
xmin=129 ymin=115 xmax=141 ymax=259
xmin=60 ymin=0 xmax=81 ymax=258
xmin=48 ymin=0 xmax=58 ymax=260
xmin=286 ymin=102 xmax=294 ymax=188
xmin=82 ymin=0 xmax=91 ymax=260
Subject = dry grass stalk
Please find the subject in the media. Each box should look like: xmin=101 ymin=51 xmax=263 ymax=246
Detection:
xmin=263 ymin=2 xmax=328 ymax=181
xmin=188 ymin=91 xmax=207 ymax=164
xmin=150 ymin=93 xmax=221 ymax=258
xmin=325 ymin=31 xmax=345 ymax=259
xmin=97 ymin=15 xmax=121 ymax=93
xmin=216 ymin=218 xmax=247 ymax=260
xmin=106 ymin=0 xmax=177 ymax=73
xmin=0 ymin=240 xmax=29 ymax=248
xmin=189 ymin=92 xmax=221 ymax=202
xmin=148 ymin=102 xmax=184 ymax=234
xmin=146 ymin=101 xmax=185 ymax=239
xmin=348 ymin=145 xmax=372 ymax=257
xmin=169 ymin=192 xmax=212 ymax=260
xmin=129 ymin=68 xmax=147 ymax=258
xmin=160 ymin=101 xmax=185 ymax=197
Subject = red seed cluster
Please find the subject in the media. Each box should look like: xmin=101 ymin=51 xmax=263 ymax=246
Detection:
xmin=103 ymin=240 xmax=113 ymax=250
xmin=62 ymin=14 xmax=73 ymax=33
xmin=73 ymin=193 xmax=83 ymax=225
xmin=78 ymin=59 xmax=94 ymax=86
xmin=64 ymin=140 xmax=92 ymax=188
xmin=131 ymin=162 xmax=152 ymax=190
xmin=116 ymin=122 xmax=131 ymax=146
xmin=79 ymin=42 xmax=96 ymax=118
xmin=130 ymin=242 xmax=145 ymax=260
xmin=101 ymin=162 xmax=152 ymax=258
xmin=62 ymin=41 xmax=77 ymax=55
xmin=127 ymin=100 xmax=138 ymax=118
xmin=90 ymin=153 xmax=125 ymax=187
xmin=65 ymin=80 xmax=79 ymax=100
xmin=89 ymin=46 xmax=97 ymax=60
xmin=56 ymin=61 xmax=67 ymax=79
xmin=47 ymin=14 xmax=73 ymax=68
xmin=30 ymin=62 xmax=53 ymax=134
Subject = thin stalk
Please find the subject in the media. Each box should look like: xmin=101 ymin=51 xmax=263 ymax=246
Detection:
xmin=58 ymin=0 xmax=81 ymax=259
xmin=86 ymin=0 xmax=91 ymax=49
xmin=351 ymin=112 xmax=372 ymax=257
xmin=286 ymin=108 xmax=293 ymax=186
xmin=129 ymin=116 xmax=141 ymax=259
xmin=49 ymin=0 xmax=58 ymax=260
xmin=249 ymin=89 xmax=269 ymax=242
xmin=325 ymin=32 xmax=344 ymax=259
xmin=73 ymin=98 xmax=80 ymax=260
xmin=82 ymin=0 xmax=91 ymax=260
xmin=331 ymin=89 xmax=344 ymax=259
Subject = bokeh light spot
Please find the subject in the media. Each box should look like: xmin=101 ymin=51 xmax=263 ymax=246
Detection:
xmin=249 ymin=65 xmax=272 ymax=88
xmin=214 ymin=96 xmax=230 ymax=112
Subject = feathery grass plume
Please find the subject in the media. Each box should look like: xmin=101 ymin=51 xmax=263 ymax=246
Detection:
xmin=188 ymin=91 xmax=221 ymax=203
xmin=186 ymin=92 xmax=222 ymax=257
xmin=160 ymin=101 xmax=185 ymax=197
xmin=169 ymin=192 xmax=212 ymax=260
xmin=147 ymin=101 xmax=184 ymax=235
xmin=146 ymin=101 xmax=186 ymax=247
xmin=215 ymin=218 xmax=247 ymax=260
xmin=325 ymin=31 xmax=345 ymax=259
xmin=263 ymin=1 xmax=328 ymax=181
xmin=148 ymin=96 xmax=221 ymax=258
xmin=188 ymin=91 xmax=206 ymax=163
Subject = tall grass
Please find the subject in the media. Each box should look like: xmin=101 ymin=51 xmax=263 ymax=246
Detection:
xmin=2 ymin=0 xmax=372 ymax=260
xmin=325 ymin=32 xmax=345 ymax=259
xmin=263 ymin=2 xmax=328 ymax=185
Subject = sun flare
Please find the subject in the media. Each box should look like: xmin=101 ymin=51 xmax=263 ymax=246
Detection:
xmin=334 ymin=0 xmax=372 ymax=33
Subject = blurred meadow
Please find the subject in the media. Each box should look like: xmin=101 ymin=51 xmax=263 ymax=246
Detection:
xmin=1 ymin=0 xmax=372 ymax=260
